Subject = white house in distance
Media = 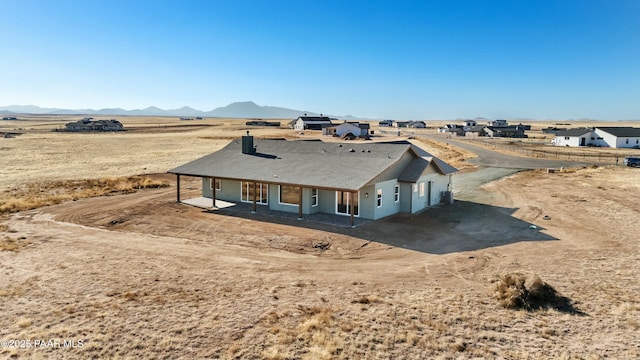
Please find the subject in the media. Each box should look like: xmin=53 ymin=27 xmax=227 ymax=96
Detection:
xmin=168 ymin=133 xmax=458 ymax=227
xmin=293 ymin=115 xmax=332 ymax=130
xmin=552 ymin=127 xmax=640 ymax=148
xmin=322 ymin=122 xmax=370 ymax=138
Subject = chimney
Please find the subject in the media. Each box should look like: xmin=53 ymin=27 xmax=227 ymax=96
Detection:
xmin=242 ymin=131 xmax=255 ymax=154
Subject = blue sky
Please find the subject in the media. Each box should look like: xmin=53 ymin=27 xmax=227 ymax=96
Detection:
xmin=1 ymin=0 xmax=639 ymax=120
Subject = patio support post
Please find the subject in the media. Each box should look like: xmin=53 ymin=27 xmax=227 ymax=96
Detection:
xmin=212 ymin=177 xmax=216 ymax=208
xmin=252 ymin=181 xmax=257 ymax=213
xmin=176 ymin=174 xmax=180 ymax=203
xmin=297 ymin=186 xmax=303 ymax=220
xmin=350 ymin=191 xmax=355 ymax=227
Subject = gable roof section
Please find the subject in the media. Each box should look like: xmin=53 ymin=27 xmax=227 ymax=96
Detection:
xmin=297 ymin=116 xmax=331 ymax=122
xmin=169 ymin=139 xmax=456 ymax=191
xmin=596 ymin=127 xmax=640 ymax=137
xmin=556 ymin=128 xmax=593 ymax=137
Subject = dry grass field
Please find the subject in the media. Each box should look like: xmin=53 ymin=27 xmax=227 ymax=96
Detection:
xmin=1 ymin=116 xmax=639 ymax=359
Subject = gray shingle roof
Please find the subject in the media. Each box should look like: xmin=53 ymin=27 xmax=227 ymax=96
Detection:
xmin=556 ymin=128 xmax=593 ymax=137
xmin=596 ymin=127 xmax=640 ymax=137
xmin=169 ymin=139 xmax=457 ymax=191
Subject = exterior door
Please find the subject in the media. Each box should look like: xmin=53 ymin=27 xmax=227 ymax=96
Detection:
xmin=336 ymin=191 xmax=358 ymax=216
xmin=241 ymin=182 xmax=268 ymax=204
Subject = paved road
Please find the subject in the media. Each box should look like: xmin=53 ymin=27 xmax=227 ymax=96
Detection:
xmin=420 ymin=135 xmax=595 ymax=169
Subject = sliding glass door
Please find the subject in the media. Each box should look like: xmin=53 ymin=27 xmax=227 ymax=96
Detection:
xmin=336 ymin=191 xmax=358 ymax=216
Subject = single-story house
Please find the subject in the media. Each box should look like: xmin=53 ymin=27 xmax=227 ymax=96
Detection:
xmin=407 ymin=121 xmax=426 ymax=128
xmin=488 ymin=119 xmax=508 ymax=127
xmin=552 ymin=127 xmax=640 ymax=148
xmin=168 ymin=133 xmax=458 ymax=226
xmin=391 ymin=121 xmax=410 ymax=128
xmin=463 ymin=125 xmax=487 ymax=137
xmin=323 ymin=122 xmax=370 ymax=137
xmin=438 ymin=124 xmax=465 ymax=136
xmin=246 ymin=120 xmax=281 ymax=127
xmin=542 ymin=127 xmax=567 ymax=134
xmin=463 ymin=120 xmax=477 ymax=127
xmin=484 ymin=125 xmax=527 ymax=138
xmin=293 ymin=116 xmax=332 ymax=130
xmin=65 ymin=119 xmax=124 ymax=132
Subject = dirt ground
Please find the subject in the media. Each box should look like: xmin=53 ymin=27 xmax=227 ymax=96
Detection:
xmin=1 ymin=118 xmax=639 ymax=359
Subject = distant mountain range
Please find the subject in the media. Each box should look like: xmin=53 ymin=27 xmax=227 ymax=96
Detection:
xmin=0 ymin=101 xmax=360 ymax=120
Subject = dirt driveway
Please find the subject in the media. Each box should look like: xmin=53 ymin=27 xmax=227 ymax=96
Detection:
xmin=1 ymin=166 xmax=639 ymax=359
xmin=421 ymin=135 xmax=596 ymax=169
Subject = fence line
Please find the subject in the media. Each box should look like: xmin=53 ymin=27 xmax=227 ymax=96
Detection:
xmin=402 ymin=132 xmax=631 ymax=165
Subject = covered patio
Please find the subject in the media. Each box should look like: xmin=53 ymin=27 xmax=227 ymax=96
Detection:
xmin=179 ymin=195 xmax=371 ymax=228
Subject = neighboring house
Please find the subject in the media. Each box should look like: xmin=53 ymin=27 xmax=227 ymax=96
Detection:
xmin=488 ymin=119 xmax=508 ymax=127
xmin=438 ymin=124 xmax=464 ymax=136
xmin=2 ymin=117 xmax=18 ymax=120
xmin=596 ymin=127 xmax=640 ymax=148
xmin=65 ymin=119 xmax=124 ymax=132
xmin=246 ymin=120 xmax=280 ymax=127
xmin=407 ymin=121 xmax=426 ymax=128
xmin=552 ymin=127 xmax=640 ymax=148
xmin=293 ymin=116 xmax=332 ymax=130
xmin=464 ymin=125 xmax=487 ymax=137
xmin=542 ymin=127 xmax=567 ymax=134
xmin=379 ymin=120 xmax=393 ymax=127
xmin=484 ymin=125 xmax=527 ymax=138
xmin=551 ymin=128 xmax=593 ymax=147
xmin=392 ymin=121 xmax=411 ymax=128
xmin=323 ymin=122 xmax=370 ymax=137
xmin=391 ymin=120 xmax=426 ymax=128
xmin=168 ymin=133 xmax=458 ymax=226
xmin=463 ymin=120 xmax=477 ymax=127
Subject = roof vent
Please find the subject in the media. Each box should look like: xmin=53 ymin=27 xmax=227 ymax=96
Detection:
xmin=361 ymin=149 xmax=365 ymax=152
xmin=338 ymin=144 xmax=342 ymax=147
xmin=367 ymin=150 xmax=371 ymax=153
xmin=349 ymin=149 xmax=355 ymax=152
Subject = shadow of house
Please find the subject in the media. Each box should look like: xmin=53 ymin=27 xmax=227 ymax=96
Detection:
xmin=184 ymin=199 xmax=557 ymax=255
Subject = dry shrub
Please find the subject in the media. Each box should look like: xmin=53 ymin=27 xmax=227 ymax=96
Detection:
xmin=0 ymin=175 xmax=169 ymax=213
xmin=352 ymin=294 xmax=383 ymax=305
xmin=494 ymin=273 xmax=583 ymax=314
xmin=0 ymin=236 xmax=31 ymax=252
xmin=494 ymin=273 xmax=528 ymax=309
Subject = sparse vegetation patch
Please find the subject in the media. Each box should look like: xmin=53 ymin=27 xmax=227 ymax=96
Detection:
xmin=0 ymin=176 xmax=169 ymax=213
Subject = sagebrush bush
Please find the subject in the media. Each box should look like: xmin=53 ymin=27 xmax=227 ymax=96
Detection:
xmin=494 ymin=273 xmax=580 ymax=313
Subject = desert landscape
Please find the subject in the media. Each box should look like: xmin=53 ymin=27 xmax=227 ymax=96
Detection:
xmin=1 ymin=116 xmax=639 ymax=359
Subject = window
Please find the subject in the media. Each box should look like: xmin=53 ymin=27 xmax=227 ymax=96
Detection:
xmin=209 ymin=178 xmax=221 ymax=191
xmin=565 ymin=136 xmax=570 ymax=140
xmin=241 ymin=182 xmax=268 ymax=204
xmin=376 ymin=189 xmax=382 ymax=207
xmin=626 ymin=139 xmax=629 ymax=144
xmin=419 ymin=182 xmax=425 ymax=197
xmin=394 ymin=185 xmax=399 ymax=202
xmin=279 ymin=185 xmax=300 ymax=205
xmin=413 ymin=184 xmax=418 ymax=193
xmin=311 ymin=188 xmax=318 ymax=207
